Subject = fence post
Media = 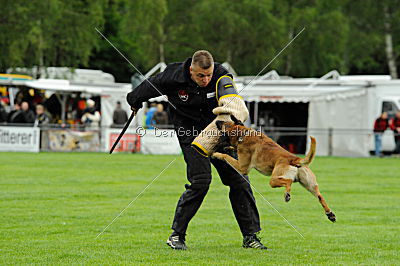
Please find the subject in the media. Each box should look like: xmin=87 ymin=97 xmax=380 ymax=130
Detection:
xmin=328 ymin=127 xmax=333 ymax=156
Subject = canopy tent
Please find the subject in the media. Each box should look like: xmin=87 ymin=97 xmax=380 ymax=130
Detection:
xmin=234 ymin=74 xmax=400 ymax=157
xmin=23 ymin=78 xmax=132 ymax=125
xmin=0 ymin=74 xmax=33 ymax=83
xmin=233 ymin=79 xmax=371 ymax=156
xmin=308 ymin=88 xmax=370 ymax=157
xmin=7 ymin=67 xmax=115 ymax=83
xmin=24 ymin=79 xmax=131 ymax=94
xmin=235 ymin=78 xmax=369 ymax=102
xmin=0 ymin=74 xmax=34 ymax=106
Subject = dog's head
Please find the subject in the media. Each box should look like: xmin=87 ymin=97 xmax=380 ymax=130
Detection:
xmin=216 ymin=115 xmax=244 ymax=131
xmin=215 ymin=115 xmax=248 ymax=146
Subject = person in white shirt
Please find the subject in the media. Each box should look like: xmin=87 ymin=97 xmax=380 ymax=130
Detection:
xmin=81 ymin=99 xmax=101 ymax=130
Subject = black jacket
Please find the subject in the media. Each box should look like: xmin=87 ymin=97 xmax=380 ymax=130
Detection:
xmin=127 ymin=58 xmax=229 ymax=128
xmin=8 ymin=109 xmax=35 ymax=124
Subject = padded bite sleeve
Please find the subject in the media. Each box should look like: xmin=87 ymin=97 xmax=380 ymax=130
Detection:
xmin=191 ymin=75 xmax=249 ymax=156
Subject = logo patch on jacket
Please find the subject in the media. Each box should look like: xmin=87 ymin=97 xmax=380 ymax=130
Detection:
xmin=207 ymin=92 xmax=216 ymax=98
xmin=178 ymin=90 xmax=189 ymax=101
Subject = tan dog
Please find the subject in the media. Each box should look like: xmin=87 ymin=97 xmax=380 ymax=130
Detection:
xmin=212 ymin=115 xmax=336 ymax=222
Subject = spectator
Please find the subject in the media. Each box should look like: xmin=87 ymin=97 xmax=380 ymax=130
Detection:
xmin=34 ymin=104 xmax=50 ymax=126
xmin=112 ymin=101 xmax=128 ymax=127
xmin=81 ymin=99 xmax=101 ymax=129
xmin=8 ymin=102 xmax=35 ymax=124
xmin=152 ymin=103 xmax=168 ymax=128
xmin=390 ymin=111 xmax=400 ymax=154
xmin=7 ymin=103 xmax=22 ymax=123
xmin=0 ymin=100 xmax=7 ymax=123
xmin=145 ymin=103 xmax=157 ymax=129
xmin=20 ymin=102 xmax=36 ymax=124
xmin=373 ymin=112 xmax=389 ymax=157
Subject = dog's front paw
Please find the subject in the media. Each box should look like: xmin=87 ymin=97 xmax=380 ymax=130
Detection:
xmin=326 ymin=211 xmax=336 ymax=222
xmin=211 ymin=152 xmax=225 ymax=161
xmin=284 ymin=192 xmax=291 ymax=202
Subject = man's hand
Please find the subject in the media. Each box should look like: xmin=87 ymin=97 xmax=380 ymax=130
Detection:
xmin=131 ymin=107 xmax=138 ymax=114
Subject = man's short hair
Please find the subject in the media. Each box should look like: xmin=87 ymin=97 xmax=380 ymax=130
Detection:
xmin=192 ymin=50 xmax=214 ymax=69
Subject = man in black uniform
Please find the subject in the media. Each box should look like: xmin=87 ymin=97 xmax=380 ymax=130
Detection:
xmin=127 ymin=50 xmax=266 ymax=250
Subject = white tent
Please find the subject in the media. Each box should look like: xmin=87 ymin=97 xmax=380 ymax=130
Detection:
xmin=234 ymin=74 xmax=400 ymax=157
xmin=24 ymin=78 xmax=133 ymax=126
xmin=308 ymin=88 xmax=370 ymax=156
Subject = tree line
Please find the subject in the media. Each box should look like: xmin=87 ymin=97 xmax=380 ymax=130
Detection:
xmin=1 ymin=0 xmax=399 ymax=82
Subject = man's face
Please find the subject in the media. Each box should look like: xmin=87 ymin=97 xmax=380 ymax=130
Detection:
xmin=21 ymin=102 xmax=29 ymax=111
xmin=190 ymin=64 xmax=214 ymax=87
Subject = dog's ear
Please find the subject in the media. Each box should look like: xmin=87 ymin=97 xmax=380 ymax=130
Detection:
xmin=230 ymin=115 xmax=244 ymax=126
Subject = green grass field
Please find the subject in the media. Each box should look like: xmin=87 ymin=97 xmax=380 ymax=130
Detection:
xmin=1 ymin=152 xmax=399 ymax=265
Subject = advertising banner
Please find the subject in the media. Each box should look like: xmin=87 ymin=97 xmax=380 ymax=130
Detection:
xmin=140 ymin=129 xmax=181 ymax=155
xmin=104 ymin=128 xmax=141 ymax=153
xmin=104 ymin=128 xmax=181 ymax=154
xmin=0 ymin=126 xmax=40 ymax=152
xmin=48 ymin=130 xmax=100 ymax=152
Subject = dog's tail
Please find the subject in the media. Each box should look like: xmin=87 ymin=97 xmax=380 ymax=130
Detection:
xmin=300 ymin=136 xmax=316 ymax=166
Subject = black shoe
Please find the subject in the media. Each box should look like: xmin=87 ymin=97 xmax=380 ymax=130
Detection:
xmin=166 ymin=233 xmax=187 ymax=250
xmin=243 ymin=234 xmax=268 ymax=250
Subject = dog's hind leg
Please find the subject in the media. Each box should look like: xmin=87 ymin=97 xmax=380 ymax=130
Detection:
xmin=314 ymin=186 xmax=336 ymax=222
xmin=298 ymin=167 xmax=336 ymax=222
xmin=306 ymin=185 xmax=336 ymax=223
xmin=269 ymin=165 xmax=296 ymax=202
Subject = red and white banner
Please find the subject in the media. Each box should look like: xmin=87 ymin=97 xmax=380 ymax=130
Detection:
xmin=104 ymin=128 xmax=141 ymax=153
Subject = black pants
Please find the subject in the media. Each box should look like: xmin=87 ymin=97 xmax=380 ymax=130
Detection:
xmin=394 ymin=137 xmax=400 ymax=154
xmin=171 ymin=136 xmax=261 ymax=236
